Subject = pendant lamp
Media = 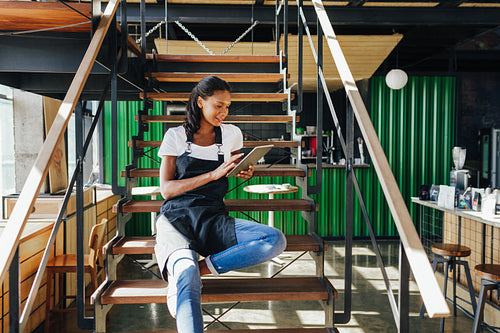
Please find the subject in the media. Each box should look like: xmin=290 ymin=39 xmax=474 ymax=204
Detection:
xmin=385 ymin=69 xmax=408 ymax=90
xmin=385 ymin=46 xmax=408 ymax=90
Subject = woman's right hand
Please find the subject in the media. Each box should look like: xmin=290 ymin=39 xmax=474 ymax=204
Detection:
xmin=211 ymin=153 xmax=244 ymax=180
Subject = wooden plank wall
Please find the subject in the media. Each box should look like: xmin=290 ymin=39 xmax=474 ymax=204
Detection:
xmin=0 ymin=222 xmax=61 ymax=332
xmin=0 ymin=190 xmax=120 ymax=332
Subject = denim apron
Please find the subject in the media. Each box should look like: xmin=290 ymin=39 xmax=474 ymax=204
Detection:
xmin=158 ymin=126 xmax=237 ymax=262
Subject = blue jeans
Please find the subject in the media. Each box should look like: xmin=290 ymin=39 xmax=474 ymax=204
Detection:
xmin=166 ymin=218 xmax=287 ymax=333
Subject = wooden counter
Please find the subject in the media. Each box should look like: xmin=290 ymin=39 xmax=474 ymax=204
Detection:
xmin=0 ymin=187 xmax=120 ymax=332
xmin=412 ymin=197 xmax=500 ymax=328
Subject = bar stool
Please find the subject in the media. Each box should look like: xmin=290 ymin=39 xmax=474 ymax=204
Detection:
xmin=420 ymin=243 xmax=477 ymax=333
xmin=472 ymin=264 xmax=500 ymax=333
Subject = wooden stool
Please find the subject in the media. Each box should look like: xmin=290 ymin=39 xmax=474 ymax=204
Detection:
xmin=472 ymin=264 xmax=500 ymax=333
xmin=420 ymin=243 xmax=477 ymax=333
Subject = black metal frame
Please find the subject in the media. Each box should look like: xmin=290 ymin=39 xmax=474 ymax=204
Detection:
xmin=9 ymin=249 xmax=20 ymax=333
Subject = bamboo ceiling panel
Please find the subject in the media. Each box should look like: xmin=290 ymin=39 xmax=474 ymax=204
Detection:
xmin=164 ymin=0 xmax=498 ymax=6
xmin=155 ymin=39 xmax=276 ymax=56
xmin=155 ymin=33 xmax=402 ymax=92
xmin=168 ymin=1 xmax=349 ymax=4
xmin=0 ymin=1 xmax=91 ymax=33
xmin=363 ymin=2 xmax=439 ymax=6
xmin=284 ymin=34 xmax=402 ymax=91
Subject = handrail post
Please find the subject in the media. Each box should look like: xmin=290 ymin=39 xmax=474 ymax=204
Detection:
xmin=111 ymin=14 xmax=125 ymax=196
xmin=339 ymin=100 xmax=355 ymax=324
xmin=308 ymin=17 xmax=323 ymax=195
xmin=283 ymin=0 xmax=288 ymax=71
xmin=275 ymin=0 xmax=280 ymax=55
xmin=164 ymin=0 xmax=168 ymax=54
xmin=119 ymin=0 xmax=128 ymax=73
xmin=9 ymin=247 xmax=20 ymax=333
xmin=91 ymin=0 xmax=102 ymax=35
xmin=297 ymin=0 xmax=303 ymax=114
xmin=399 ymin=243 xmax=410 ymax=333
xmin=75 ymin=101 xmax=93 ymax=330
xmin=140 ymin=0 xmax=146 ymax=58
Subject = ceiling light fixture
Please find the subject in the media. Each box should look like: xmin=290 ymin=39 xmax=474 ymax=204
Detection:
xmin=385 ymin=45 xmax=408 ymax=90
xmin=385 ymin=69 xmax=408 ymax=90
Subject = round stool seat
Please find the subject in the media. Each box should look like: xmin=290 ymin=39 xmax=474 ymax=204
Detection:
xmin=431 ymin=243 xmax=471 ymax=257
xmin=474 ymin=264 xmax=500 ymax=281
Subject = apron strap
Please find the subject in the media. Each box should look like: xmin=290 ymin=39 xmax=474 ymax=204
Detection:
xmin=185 ymin=127 xmax=225 ymax=162
xmin=214 ymin=127 xmax=224 ymax=163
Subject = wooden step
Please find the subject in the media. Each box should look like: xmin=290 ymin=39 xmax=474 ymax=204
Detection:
xmin=136 ymin=115 xmax=293 ymax=123
xmin=122 ymin=166 xmax=306 ymax=178
xmin=112 ymin=235 xmax=325 ymax=255
xmin=141 ymin=92 xmax=289 ymax=102
xmin=149 ymin=72 xmax=284 ymax=83
xmin=113 ymin=199 xmax=314 ymax=214
xmin=150 ymin=329 xmax=336 ymax=333
xmin=146 ymin=54 xmax=282 ymax=63
xmin=99 ymin=277 xmax=335 ymax=305
xmin=129 ymin=140 xmax=299 ymax=149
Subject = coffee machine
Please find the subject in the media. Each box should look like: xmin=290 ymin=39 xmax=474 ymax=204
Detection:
xmin=450 ymin=147 xmax=470 ymax=191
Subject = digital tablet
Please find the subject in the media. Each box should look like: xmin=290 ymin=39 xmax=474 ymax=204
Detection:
xmin=226 ymin=145 xmax=274 ymax=177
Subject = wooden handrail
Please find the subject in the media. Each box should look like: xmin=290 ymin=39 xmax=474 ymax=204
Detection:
xmin=0 ymin=0 xmax=120 ymax=315
xmin=311 ymin=0 xmax=449 ymax=319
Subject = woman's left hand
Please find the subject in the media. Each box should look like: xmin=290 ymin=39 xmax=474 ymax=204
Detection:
xmin=236 ymin=164 xmax=254 ymax=179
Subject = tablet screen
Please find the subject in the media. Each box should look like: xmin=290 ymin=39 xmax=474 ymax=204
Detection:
xmin=226 ymin=145 xmax=274 ymax=177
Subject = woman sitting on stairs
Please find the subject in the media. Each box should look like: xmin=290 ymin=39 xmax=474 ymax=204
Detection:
xmin=154 ymin=75 xmax=287 ymax=333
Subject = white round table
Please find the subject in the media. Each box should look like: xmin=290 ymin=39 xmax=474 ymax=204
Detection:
xmin=243 ymin=184 xmax=298 ymax=228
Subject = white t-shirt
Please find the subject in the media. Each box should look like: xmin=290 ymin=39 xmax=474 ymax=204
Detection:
xmin=157 ymin=124 xmax=243 ymax=161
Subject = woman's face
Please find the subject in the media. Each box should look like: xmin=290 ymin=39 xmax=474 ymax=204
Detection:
xmin=197 ymin=90 xmax=231 ymax=127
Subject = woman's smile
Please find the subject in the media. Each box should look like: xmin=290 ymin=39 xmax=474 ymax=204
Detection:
xmin=198 ymin=90 xmax=231 ymax=127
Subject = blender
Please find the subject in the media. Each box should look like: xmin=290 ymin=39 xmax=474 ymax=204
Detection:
xmin=450 ymin=147 xmax=469 ymax=191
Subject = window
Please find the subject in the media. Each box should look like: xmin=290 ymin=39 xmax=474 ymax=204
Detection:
xmin=0 ymin=85 xmax=14 ymax=217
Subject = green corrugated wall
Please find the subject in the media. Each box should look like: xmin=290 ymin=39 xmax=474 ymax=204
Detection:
xmin=102 ymin=75 xmax=455 ymax=237
xmin=366 ymin=76 xmax=455 ymax=236
xmin=103 ymin=101 xmax=164 ymax=236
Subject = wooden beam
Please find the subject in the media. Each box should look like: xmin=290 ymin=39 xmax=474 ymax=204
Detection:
xmin=0 ymin=2 xmax=91 ymax=33
xmin=111 ymin=234 xmax=324 ymax=255
xmin=143 ymin=92 xmax=290 ymax=102
xmin=0 ymin=0 xmax=120 ymax=296
xmin=129 ymin=140 xmax=298 ymax=148
xmin=312 ymin=0 xmax=449 ymax=319
xmin=122 ymin=165 xmax=306 ymax=178
xmin=113 ymin=199 xmax=315 ymax=213
xmin=149 ymin=72 xmax=284 ymax=83
xmin=147 ymin=54 xmax=281 ymax=63
xmin=138 ymin=114 xmax=293 ymax=123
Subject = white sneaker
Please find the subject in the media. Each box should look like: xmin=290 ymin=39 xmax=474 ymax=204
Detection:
xmin=167 ymin=274 xmax=177 ymax=319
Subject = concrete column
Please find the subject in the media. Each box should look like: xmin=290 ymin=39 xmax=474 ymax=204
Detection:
xmin=13 ymin=89 xmax=47 ymax=193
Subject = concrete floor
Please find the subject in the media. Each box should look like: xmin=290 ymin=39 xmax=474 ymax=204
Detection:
xmin=40 ymin=240 xmax=480 ymax=332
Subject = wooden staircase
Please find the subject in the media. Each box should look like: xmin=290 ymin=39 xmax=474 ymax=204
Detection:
xmin=91 ymin=54 xmax=336 ymax=332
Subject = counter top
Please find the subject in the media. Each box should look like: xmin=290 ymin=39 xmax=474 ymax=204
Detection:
xmin=0 ymin=220 xmax=54 ymax=242
xmin=411 ymin=197 xmax=500 ymax=228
